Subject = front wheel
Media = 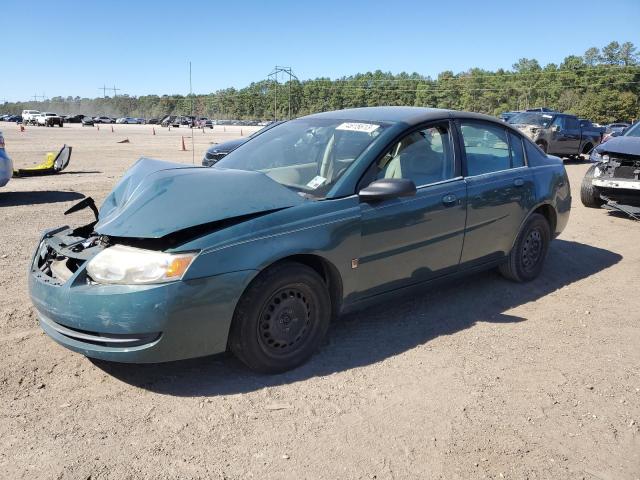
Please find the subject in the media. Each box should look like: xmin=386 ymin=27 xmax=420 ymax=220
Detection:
xmin=580 ymin=164 xmax=604 ymax=208
xmin=499 ymin=213 xmax=551 ymax=282
xmin=229 ymin=262 xmax=331 ymax=373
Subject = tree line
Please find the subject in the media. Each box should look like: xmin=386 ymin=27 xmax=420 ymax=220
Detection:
xmin=3 ymin=41 xmax=639 ymax=124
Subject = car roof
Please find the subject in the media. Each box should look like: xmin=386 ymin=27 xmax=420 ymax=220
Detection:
xmin=302 ymin=106 xmax=503 ymax=127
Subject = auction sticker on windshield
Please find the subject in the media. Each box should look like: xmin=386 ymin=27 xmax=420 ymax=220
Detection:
xmin=306 ymin=175 xmax=327 ymax=189
xmin=336 ymin=122 xmax=380 ymax=133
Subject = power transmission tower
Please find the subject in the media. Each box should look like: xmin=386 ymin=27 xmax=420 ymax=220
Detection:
xmin=32 ymin=94 xmax=45 ymax=102
xmin=112 ymin=86 xmax=121 ymax=97
xmin=268 ymin=66 xmax=298 ymax=121
xmin=99 ymin=85 xmax=109 ymax=98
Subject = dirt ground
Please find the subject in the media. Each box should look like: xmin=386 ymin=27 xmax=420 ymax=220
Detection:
xmin=0 ymin=122 xmax=638 ymax=480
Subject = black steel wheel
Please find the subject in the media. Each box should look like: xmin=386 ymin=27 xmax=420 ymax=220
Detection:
xmin=229 ymin=262 xmax=331 ymax=373
xmin=499 ymin=213 xmax=551 ymax=282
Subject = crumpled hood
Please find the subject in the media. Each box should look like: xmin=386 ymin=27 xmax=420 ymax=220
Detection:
xmin=511 ymin=124 xmax=541 ymax=140
xmin=595 ymin=136 xmax=640 ymax=157
xmin=95 ymin=157 xmax=305 ymax=238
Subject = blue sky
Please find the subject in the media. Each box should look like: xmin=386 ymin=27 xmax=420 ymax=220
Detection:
xmin=2 ymin=0 xmax=639 ymax=102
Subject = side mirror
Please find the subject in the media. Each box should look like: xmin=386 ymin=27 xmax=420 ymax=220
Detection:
xmin=552 ymin=124 xmax=561 ymax=133
xmin=358 ymin=178 xmax=417 ymax=202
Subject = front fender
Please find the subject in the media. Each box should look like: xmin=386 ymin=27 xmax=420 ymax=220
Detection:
xmin=182 ymin=200 xmax=362 ymax=301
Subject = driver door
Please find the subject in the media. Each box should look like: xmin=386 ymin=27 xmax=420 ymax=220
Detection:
xmin=356 ymin=122 xmax=467 ymax=298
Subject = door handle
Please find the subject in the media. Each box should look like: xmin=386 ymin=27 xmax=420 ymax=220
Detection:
xmin=513 ymin=178 xmax=524 ymax=187
xmin=442 ymin=193 xmax=457 ymax=205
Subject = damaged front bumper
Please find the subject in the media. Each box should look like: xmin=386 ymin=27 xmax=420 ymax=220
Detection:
xmin=592 ymin=158 xmax=640 ymax=219
xmin=29 ymin=226 xmax=256 ymax=362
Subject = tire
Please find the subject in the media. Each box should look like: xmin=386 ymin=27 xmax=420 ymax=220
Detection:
xmin=536 ymin=141 xmax=548 ymax=154
xmin=580 ymin=164 xmax=604 ymax=208
xmin=499 ymin=213 xmax=551 ymax=282
xmin=229 ymin=262 xmax=331 ymax=373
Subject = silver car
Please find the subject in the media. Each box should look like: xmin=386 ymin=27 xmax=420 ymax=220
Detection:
xmin=0 ymin=130 xmax=12 ymax=187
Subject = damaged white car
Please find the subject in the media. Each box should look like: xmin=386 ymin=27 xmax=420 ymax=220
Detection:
xmin=581 ymin=122 xmax=640 ymax=219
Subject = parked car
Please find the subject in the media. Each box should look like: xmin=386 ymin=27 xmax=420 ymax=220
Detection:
xmin=2 ymin=115 xmax=22 ymax=123
xmin=582 ymin=121 xmax=640 ymax=218
xmin=499 ymin=111 xmax=521 ymax=122
xmin=605 ymin=123 xmax=630 ymax=135
xmin=22 ymin=110 xmax=40 ymax=125
xmin=202 ymin=120 xmax=286 ymax=166
xmin=29 ymin=107 xmax=570 ymax=372
xmin=509 ymin=112 xmax=601 ymax=157
xmin=0 ymin=130 xmax=12 ymax=187
xmin=116 ymin=117 xmax=138 ymax=124
xmin=65 ymin=114 xmax=85 ymax=124
xmin=37 ymin=112 xmax=63 ymax=127
xmin=81 ymin=117 xmax=96 ymax=127
xmin=579 ymin=119 xmax=606 ymax=137
xmin=94 ymin=116 xmax=115 ymax=124
xmin=147 ymin=118 xmax=160 ymax=125
xmin=160 ymin=115 xmax=176 ymax=127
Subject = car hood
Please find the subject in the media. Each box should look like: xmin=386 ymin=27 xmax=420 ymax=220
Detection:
xmin=595 ymin=136 xmax=640 ymax=157
xmin=94 ymin=158 xmax=305 ymax=238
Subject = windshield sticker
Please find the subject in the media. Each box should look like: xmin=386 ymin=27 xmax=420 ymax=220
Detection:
xmin=306 ymin=175 xmax=327 ymax=189
xmin=336 ymin=122 xmax=380 ymax=133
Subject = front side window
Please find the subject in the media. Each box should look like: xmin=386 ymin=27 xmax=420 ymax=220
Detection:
xmin=373 ymin=124 xmax=454 ymax=186
xmin=215 ymin=118 xmax=393 ymax=198
xmin=460 ymin=121 xmax=510 ymax=175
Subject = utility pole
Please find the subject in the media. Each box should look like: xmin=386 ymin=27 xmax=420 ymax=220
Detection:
xmin=32 ymin=94 xmax=45 ymax=102
xmin=268 ymin=66 xmax=298 ymax=121
xmin=111 ymin=86 xmax=121 ymax=97
xmin=99 ymin=85 xmax=108 ymax=98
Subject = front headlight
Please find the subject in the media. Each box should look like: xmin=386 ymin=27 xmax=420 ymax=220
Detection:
xmin=589 ymin=149 xmax=602 ymax=162
xmin=87 ymin=245 xmax=197 ymax=285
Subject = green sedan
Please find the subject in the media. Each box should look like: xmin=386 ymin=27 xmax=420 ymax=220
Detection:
xmin=29 ymin=107 xmax=571 ymax=373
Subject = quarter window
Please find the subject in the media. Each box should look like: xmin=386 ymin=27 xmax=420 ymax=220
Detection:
xmin=460 ymin=122 xmax=510 ymax=175
xmin=508 ymin=131 xmax=526 ymax=168
xmin=376 ymin=124 xmax=454 ymax=186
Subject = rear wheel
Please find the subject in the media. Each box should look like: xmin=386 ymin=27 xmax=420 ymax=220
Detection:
xmin=499 ymin=213 xmax=551 ymax=282
xmin=229 ymin=262 xmax=331 ymax=373
xmin=580 ymin=164 xmax=604 ymax=208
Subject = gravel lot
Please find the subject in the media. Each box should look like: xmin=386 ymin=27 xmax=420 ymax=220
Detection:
xmin=0 ymin=122 xmax=638 ymax=479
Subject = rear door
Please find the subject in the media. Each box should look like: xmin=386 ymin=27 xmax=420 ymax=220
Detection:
xmin=356 ymin=121 xmax=467 ymax=297
xmin=457 ymin=120 xmax=535 ymax=267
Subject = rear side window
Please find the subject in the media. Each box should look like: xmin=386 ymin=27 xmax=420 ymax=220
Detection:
xmin=460 ymin=121 xmax=510 ymax=175
xmin=508 ymin=131 xmax=526 ymax=168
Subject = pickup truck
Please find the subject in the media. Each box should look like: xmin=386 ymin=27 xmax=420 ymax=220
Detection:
xmin=36 ymin=112 xmax=63 ymax=127
xmin=508 ymin=112 xmax=602 ymax=158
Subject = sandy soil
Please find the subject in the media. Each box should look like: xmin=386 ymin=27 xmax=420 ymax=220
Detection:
xmin=0 ymin=122 xmax=638 ymax=480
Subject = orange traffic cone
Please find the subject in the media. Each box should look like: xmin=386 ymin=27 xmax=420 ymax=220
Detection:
xmin=19 ymin=124 xmax=25 ymax=132
xmin=181 ymin=136 xmax=186 ymax=151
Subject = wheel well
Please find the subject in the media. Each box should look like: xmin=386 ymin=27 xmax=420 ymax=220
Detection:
xmin=268 ymin=254 xmax=343 ymax=320
xmin=533 ymin=204 xmax=557 ymax=234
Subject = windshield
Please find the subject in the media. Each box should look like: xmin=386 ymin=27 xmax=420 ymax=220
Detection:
xmin=508 ymin=112 xmax=554 ymax=128
xmin=215 ymin=117 xmax=393 ymax=198
xmin=624 ymin=122 xmax=640 ymax=137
